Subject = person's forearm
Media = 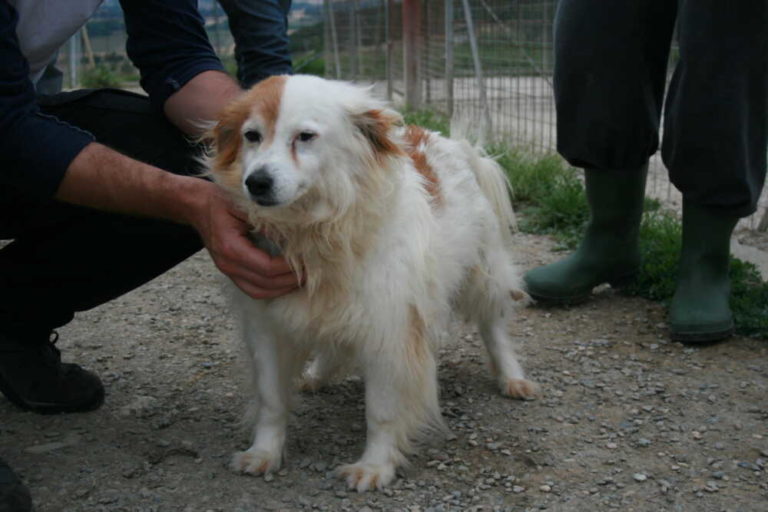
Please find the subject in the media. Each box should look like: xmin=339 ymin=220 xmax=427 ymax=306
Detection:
xmin=55 ymin=142 xmax=208 ymax=226
xmin=163 ymin=70 xmax=243 ymax=136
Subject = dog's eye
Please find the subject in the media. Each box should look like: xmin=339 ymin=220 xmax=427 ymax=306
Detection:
xmin=297 ymin=131 xmax=316 ymax=143
xmin=244 ymin=130 xmax=262 ymax=143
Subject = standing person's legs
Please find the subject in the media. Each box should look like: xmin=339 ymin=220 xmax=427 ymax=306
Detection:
xmin=0 ymin=89 xmax=204 ymax=413
xmin=662 ymin=0 xmax=768 ymax=341
xmin=524 ymin=0 xmax=677 ymax=303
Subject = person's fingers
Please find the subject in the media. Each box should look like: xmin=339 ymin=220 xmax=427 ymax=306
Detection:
xmin=218 ymin=233 xmax=297 ymax=282
xmin=232 ymin=279 xmax=298 ymax=300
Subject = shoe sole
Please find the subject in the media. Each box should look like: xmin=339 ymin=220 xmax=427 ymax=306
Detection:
xmin=0 ymin=372 xmax=104 ymax=415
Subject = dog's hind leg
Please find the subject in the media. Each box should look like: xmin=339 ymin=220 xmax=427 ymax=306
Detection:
xmin=338 ymin=307 xmax=444 ymax=492
xmin=231 ymin=316 xmax=302 ymax=476
xmin=299 ymin=349 xmax=348 ymax=392
xmin=460 ymin=247 xmax=538 ymax=400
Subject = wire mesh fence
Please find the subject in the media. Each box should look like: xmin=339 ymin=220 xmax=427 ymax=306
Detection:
xmin=53 ymin=0 xmax=767 ymax=230
xmin=324 ymin=0 xmax=767 ymax=231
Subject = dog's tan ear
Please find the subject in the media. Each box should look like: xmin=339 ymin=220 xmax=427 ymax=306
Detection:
xmin=353 ymin=108 xmax=404 ymax=160
xmin=210 ymin=107 xmax=247 ymax=170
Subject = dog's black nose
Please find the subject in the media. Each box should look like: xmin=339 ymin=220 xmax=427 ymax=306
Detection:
xmin=245 ymin=169 xmax=274 ymax=201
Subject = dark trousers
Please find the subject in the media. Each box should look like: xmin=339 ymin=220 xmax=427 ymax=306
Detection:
xmin=554 ymin=0 xmax=767 ymax=217
xmin=0 ymin=89 xmax=204 ymax=339
xmin=216 ymin=0 xmax=293 ymax=88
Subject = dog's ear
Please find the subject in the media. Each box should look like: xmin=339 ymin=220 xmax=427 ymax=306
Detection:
xmin=353 ymin=108 xmax=404 ymax=160
xmin=209 ymin=106 xmax=248 ymax=170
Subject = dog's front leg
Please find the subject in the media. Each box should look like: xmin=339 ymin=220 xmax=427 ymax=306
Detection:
xmin=231 ymin=319 xmax=294 ymax=476
xmin=339 ymin=320 xmax=441 ymax=492
xmin=338 ymin=359 xmax=403 ymax=492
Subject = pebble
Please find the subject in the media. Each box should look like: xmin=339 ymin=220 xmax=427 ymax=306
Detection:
xmin=633 ymin=473 xmax=647 ymax=482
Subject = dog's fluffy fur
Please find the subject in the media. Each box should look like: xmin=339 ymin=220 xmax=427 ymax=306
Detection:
xmin=206 ymin=75 xmax=537 ymax=492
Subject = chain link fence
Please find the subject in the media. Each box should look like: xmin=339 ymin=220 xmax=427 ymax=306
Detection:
xmin=323 ymin=0 xmax=767 ymax=231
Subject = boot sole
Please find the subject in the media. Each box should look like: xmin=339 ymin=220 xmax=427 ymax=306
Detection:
xmin=669 ymin=323 xmax=735 ymax=344
xmin=0 ymin=372 xmax=104 ymax=415
xmin=527 ymin=273 xmax=638 ymax=306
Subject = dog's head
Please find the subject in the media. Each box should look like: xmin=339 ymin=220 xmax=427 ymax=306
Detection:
xmin=208 ymin=75 xmax=403 ymax=223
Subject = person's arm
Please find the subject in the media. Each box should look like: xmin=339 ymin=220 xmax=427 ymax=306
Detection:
xmin=56 ymin=142 xmax=298 ymax=299
xmin=0 ymin=1 xmax=95 ymax=201
xmin=164 ymin=69 xmax=242 ymax=136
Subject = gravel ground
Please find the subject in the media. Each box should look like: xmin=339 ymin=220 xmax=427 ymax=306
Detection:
xmin=1 ymin=231 xmax=767 ymax=512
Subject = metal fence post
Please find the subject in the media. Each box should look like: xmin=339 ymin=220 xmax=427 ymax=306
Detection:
xmin=324 ymin=0 xmax=342 ymax=78
xmin=444 ymin=0 xmax=454 ymax=119
xmin=350 ymin=0 xmax=360 ymax=80
xmin=68 ymin=33 xmax=79 ymax=88
xmin=403 ymin=0 xmax=422 ymax=109
xmin=386 ymin=0 xmax=395 ymax=101
xmin=461 ymin=0 xmax=491 ymax=140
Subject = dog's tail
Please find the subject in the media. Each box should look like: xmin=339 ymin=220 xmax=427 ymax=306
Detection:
xmin=450 ymin=115 xmax=517 ymax=244
xmin=465 ymin=142 xmax=517 ymax=247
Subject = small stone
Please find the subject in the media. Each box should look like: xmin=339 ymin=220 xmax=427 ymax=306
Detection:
xmin=512 ymin=486 xmax=525 ymax=493
xmin=633 ymin=473 xmax=647 ymax=482
xmin=539 ymin=484 xmax=551 ymax=492
xmin=606 ymin=442 xmax=618 ymax=450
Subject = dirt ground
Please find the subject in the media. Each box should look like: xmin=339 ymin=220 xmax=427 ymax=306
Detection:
xmin=1 ymin=231 xmax=766 ymax=512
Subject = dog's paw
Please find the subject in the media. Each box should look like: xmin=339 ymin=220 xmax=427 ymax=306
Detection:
xmin=501 ymin=378 xmax=539 ymax=400
xmin=230 ymin=449 xmax=282 ymax=476
xmin=298 ymin=372 xmax=323 ymax=392
xmin=337 ymin=462 xmax=396 ymax=492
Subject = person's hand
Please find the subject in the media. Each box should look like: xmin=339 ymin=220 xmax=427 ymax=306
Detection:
xmin=190 ymin=182 xmax=300 ymax=299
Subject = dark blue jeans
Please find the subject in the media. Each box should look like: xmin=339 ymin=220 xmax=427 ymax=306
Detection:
xmin=217 ymin=0 xmax=293 ymax=87
xmin=0 ymin=89 xmax=203 ymax=339
xmin=554 ymin=0 xmax=767 ymax=217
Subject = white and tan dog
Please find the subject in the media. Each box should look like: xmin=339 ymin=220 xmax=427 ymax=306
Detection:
xmin=206 ymin=75 xmax=537 ymax=492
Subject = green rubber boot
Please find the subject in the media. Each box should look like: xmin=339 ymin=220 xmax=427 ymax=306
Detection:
xmin=669 ymin=200 xmax=738 ymax=343
xmin=524 ymin=165 xmax=647 ymax=304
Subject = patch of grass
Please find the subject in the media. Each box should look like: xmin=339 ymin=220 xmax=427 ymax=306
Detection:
xmin=625 ymin=212 xmax=683 ymax=301
xmin=402 ymin=109 xmax=451 ymax=135
xmin=730 ymin=259 xmax=768 ymax=337
xmin=81 ymin=65 xmax=122 ymax=88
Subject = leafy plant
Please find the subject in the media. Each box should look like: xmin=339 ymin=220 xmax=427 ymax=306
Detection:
xmin=81 ymin=65 xmax=122 ymax=88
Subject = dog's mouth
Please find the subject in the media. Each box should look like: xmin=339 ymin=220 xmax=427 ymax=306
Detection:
xmin=254 ymin=197 xmax=280 ymax=207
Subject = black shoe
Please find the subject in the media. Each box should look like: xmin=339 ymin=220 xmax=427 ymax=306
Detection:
xmin=0 ymin=331 xmax=104 ymax=414
xmin=0 ymin=457 xmax=33 ymax=512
